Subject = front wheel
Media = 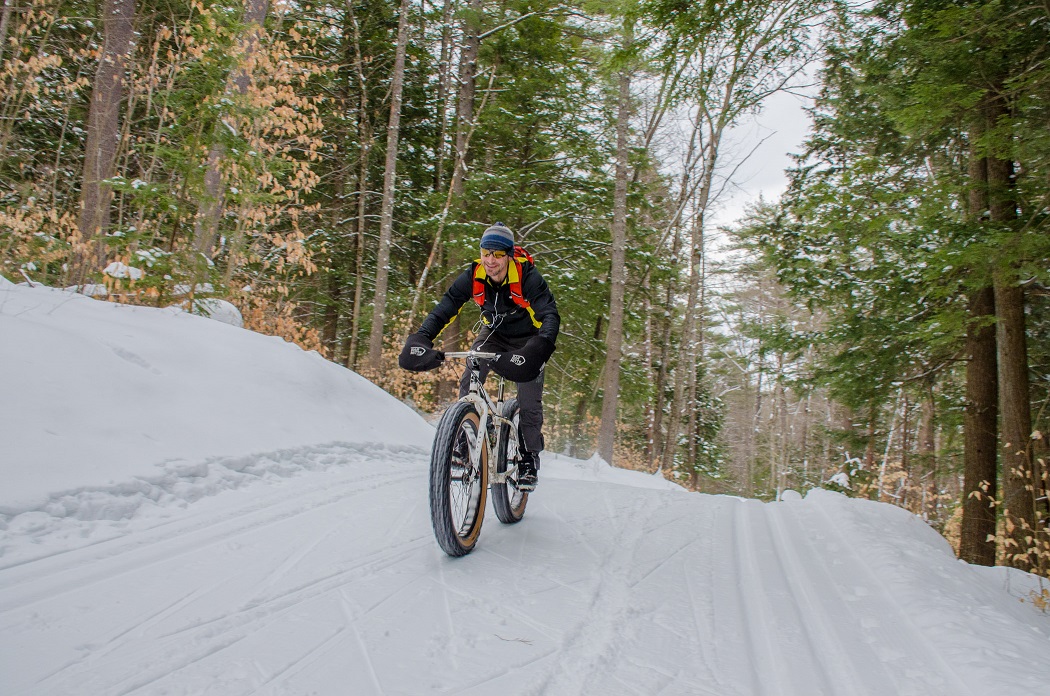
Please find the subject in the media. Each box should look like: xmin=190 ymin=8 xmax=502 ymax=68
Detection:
xmin=492 ymin=398 xmax=528 ymax=524
xmin=429 ymin=401 xmax=488 ymax=556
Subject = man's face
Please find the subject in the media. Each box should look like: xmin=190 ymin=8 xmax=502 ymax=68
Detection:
xmin=480 ymin=248 xmax=511 ymax=283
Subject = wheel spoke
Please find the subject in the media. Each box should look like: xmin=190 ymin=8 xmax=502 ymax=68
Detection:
xmin=450 ymin=420 xmax=483 ymax=536
xmin=429 ymin=400 xmax=488 ymax=556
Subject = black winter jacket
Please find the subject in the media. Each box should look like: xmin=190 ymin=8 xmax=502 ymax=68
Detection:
xmin=418 ymin=260 xmax=560 ymax=344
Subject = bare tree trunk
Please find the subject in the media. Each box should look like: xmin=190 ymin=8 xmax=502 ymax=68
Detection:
xmin=662 ymin=134 xmax=719 ymax=475
xmin=864 ymin=410 xmax=877 ymax=475
xmin=0 ymin=0 xmax=15 ymax=66
xmin=322 ymin=273 xmax=340 ymax=354
xmin=985 ymin=94 xmax=1035 ymax=569
xmin=686 ymin=224 xmax=708 ymax=481
xmin=433 ymin=0 xmax=456 ymax=192
xmin=450 ymin=0 xmax=480 ymax=202
xmin=800 ymin=391 xmax=812 ymax=487
xmin=348 ymin=130 xmax=368 ymax=367
xmin=748 ymin=356 xmax=764 ymax=497
xmin=662 ymin=311 xmax=691 ymax=474
xmin=192 ymin=0 xmax=269 ymax=258
xmin=960 ymin=287 xmax=999 ymax=565
xmin=73 ymin=0 xmax=136 ymax=284
xmin=879 ymin=389 xmax=903 ymax=501
xmin=900 ymin=391 xmax=912 ymax=507
xmin=649 ymin=224 xmax=681 ymax=471
xmin=996 ymin=276 xmax=1035 ymax=570
xmin=661 ymin=231 xmax=702 ymax=477
xmin=959 ymin=129 xmax=999 ymax=566
xmin=643 ymin=276 xmax=655 ymax=465
xmin=776 ymin=352 xmax=788 ymax=497
xmin=325 ymin=20 xmax=353 ymax=363
xmin=597 ymin=22 xmax=633 ymax=465
xmin=571 ymin=315 xmax=604 ymax=457
xmin=650 ymin=114 xmax=700 ymax=472
xmin=917 ymin=378 xmax=937 ymax=517
xmin=346 ymin=5 xmax=372 ymax=369
xmin=407 ymin=0 xmax=483 ymax=321
xmin=193 ymin=145 xmax=224 ymax=255
xmin=367 ymin=0 xmax=412 ymax=371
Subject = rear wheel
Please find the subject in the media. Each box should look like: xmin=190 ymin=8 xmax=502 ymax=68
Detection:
xmin=492 ymin=398 xmax=528 ymax=524
xmin=429 ymin=401 xmax=488 ymax=556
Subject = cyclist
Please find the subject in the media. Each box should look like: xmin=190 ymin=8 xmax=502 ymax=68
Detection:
xmin=398 ymin=222 xmax=560 ymax=490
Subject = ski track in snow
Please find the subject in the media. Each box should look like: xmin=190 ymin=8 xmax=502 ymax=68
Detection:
xmin=533 ymin=487 xmax=656 ymax=695
xmin=2 ymin=445 xmax=1049 ymax=695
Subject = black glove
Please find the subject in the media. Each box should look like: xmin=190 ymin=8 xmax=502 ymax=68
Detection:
xmin=398 ymin=332 xmax=445 ymax=371
xmin=491 ymin=335 xmax=555 ymax=383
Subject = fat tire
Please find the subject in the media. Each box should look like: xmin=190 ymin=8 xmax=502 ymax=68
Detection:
xmin=492 ymin=398 xmax=528 ymax=524
xmin=429 ymin=401 xmax=488 ymax=556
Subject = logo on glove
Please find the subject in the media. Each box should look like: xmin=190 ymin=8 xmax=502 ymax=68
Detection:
xmin=410 ymin=347 xmax=427 ymax=356
xmin=510 ymin=354 xmax=526 ymax=366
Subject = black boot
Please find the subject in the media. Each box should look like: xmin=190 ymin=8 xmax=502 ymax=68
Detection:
xmin=517 ymin=450 xmax=539 ymax=491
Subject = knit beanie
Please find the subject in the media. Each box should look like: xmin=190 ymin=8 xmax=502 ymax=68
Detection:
xmin=480 ymin=222 xmax=514 ymax=252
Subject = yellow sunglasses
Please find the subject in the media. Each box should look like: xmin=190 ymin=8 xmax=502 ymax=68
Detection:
xmin=480 ymin=248 xmax=508 ymax=259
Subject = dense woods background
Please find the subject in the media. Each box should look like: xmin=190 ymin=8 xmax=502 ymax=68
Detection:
xmin=2 ymin=0 xmax=1048 ymax=575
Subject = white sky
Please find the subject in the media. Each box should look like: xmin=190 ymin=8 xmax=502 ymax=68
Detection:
xmin=708 ymin=88 xmax=814 ymax=231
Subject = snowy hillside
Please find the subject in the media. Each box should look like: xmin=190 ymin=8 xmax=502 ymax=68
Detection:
xmin=2 ymin=279 xmax=1049 ymax=696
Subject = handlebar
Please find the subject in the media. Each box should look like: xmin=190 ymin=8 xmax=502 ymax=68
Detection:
xmin=444 ymin=350 xmax=499 ymax=360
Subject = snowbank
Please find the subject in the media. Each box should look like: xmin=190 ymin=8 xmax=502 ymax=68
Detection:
xmin=0 ymin=282 xmax=433 ymax=512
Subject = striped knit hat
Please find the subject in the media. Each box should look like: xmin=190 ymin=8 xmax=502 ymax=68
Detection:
xmin=480 ymin=222 xmax=514 ymax=252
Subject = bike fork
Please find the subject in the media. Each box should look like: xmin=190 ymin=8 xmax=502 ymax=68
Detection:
xmin=489 ymin=379 xmax=513 ymax=485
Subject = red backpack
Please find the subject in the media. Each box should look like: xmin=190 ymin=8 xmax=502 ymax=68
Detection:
xmin=472 ymin=246 xmax=541 ymax=328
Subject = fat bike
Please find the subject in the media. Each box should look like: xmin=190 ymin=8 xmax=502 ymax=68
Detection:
xmin=429 ymin=351 xmax=530 ymax=557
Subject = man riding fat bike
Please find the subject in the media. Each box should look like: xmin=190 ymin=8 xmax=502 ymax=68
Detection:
xmin=398 ymin=222 xmax=560 ymax=491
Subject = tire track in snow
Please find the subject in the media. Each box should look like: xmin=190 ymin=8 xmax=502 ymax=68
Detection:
xmin=529 ymin=493 xmax=606 ymax=564
xmin=617 ymin=498 xmax=725 ymax=695
xmin=242 ymin=514 xmax=356 ymax=604
xmin=764 ymin=502 xmax=899 ymax=695
xmin=28 ymin=538 xmax=431 ymax=696
xmin=0 ymin=466 xmax=420 ymax=611
xmin=157 ymin=538 xmax=430 ymax=641
xmin=429 ymin=547 xmax=562 ymax=684
xmin=16 ymin=457 xmax=432 ymax=694
xmin=532 ymin=487 xmax=656 ymax=695
xmin=339 ymin=588 xmax=384 ymax=694
xmin=800 ymin=499 xmax=976 ymax=696
xmin=676 ymin=502 xmax=729 ymax=696
xmin=729 ymin=499 xmax=791 ymax=696
xmin=28 ymin=582 xmax=220 ymax=686
xmin=0 ymin=442 xmax=429 ymax=571
xmin=751 ymin=503 xmax=859 ymax=695
xmin=732 ymin=497 xmax=892 ymax=695
xmin=252 ymin=624 xmax=349 ymax=695
xmin=677 ymin=572 xmax=726 ymax=696
xmin=106 ymin=534 xmax=430 ymax=696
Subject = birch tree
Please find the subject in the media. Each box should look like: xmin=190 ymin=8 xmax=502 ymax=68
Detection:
xmin=648 ymin=0 xmax=827 ymax=474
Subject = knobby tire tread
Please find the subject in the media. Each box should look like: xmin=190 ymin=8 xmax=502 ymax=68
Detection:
xmin=492 ymin=398 xmax=528 ymax=524
xmin=429 ymin=401 xmax=487 ymax=556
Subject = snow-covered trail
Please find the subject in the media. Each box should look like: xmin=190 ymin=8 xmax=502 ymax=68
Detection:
xmin=3 ymin=446 xmax=1046 ymax=696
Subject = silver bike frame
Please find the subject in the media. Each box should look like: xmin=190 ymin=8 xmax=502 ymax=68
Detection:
xmin=444 ymin=350 xmax=517 ymax=485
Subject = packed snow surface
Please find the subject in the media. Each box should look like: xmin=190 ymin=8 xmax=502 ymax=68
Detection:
xmin=2 ymin=278 xmax=1048 ymax=695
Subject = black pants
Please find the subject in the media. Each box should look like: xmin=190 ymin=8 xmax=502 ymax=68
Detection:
xmin=458 ymin=329 xmax=546 ymax=453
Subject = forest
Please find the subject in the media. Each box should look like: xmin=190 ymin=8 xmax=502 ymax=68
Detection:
xmin=1 ymin=0 xmax=1048 ymax=575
